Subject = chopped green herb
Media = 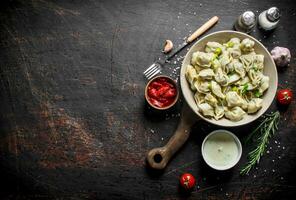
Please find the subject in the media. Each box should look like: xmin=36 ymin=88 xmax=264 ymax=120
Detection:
xmin=214 ymin=47 xmax=222 ymax=55
xmin=212 ymin=54 xmax=218 ymax=60
xmin=252 ymin=64 xmax=258 ymax=72
xmin=226 ymin=41 xmax=234 ymax=48
xmin=242 ymin=83 xmax=248 ymax=94
xmin=254 ymin=89 xmax=262 ymax=98
xmin=232 ymin=86 xmax=238 ymax=92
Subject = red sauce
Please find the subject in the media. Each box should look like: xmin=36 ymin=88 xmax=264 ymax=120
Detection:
xmin=147 ymin=77 xmax=177 ymax=108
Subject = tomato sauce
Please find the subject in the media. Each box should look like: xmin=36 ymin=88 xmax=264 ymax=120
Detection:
xmin=147 ymin=77 xmax=177 ymax=108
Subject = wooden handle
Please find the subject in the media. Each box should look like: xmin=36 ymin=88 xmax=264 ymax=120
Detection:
xmin=186 ymin=16 xmax=219 ymax=43
xmin=146 ymin=104 xmax=198 ymax=170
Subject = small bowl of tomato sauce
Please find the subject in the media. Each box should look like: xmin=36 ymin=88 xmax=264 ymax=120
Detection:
xmin=145 ymin=76 xmax=179 ymax=110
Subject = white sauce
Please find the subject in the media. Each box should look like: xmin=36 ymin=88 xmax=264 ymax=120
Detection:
xmin=203 ymin=132 xmax=239 ymax=167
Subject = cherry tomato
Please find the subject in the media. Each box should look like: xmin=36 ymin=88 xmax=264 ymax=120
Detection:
xmin=179 ymin=173 xmax=196 ymax=190
xmin=277 ymin=89 xmax=293 ymax=105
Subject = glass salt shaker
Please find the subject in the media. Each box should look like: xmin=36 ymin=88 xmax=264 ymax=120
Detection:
xmin=234 ymin=11 xmax=256 ymax=33
xmin=258 ymin=7 xmax=280 ymax=31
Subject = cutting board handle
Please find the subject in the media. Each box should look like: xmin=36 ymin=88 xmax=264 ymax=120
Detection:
xmin=146 ymin=104 xmax=198 ymax=170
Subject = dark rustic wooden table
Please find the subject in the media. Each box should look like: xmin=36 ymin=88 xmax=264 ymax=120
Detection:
xmin=1 ymin=0 xmax=296 ymax=199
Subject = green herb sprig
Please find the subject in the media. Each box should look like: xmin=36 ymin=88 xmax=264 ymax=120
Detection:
xmin=240 ymin=111 xmax=280 ymax=175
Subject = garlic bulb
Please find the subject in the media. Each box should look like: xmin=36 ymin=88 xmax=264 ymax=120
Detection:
xmin=271 ymin=46 xmax=291 ymax=67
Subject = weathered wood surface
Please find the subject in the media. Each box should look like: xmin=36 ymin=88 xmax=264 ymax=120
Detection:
xmin=0 ymin=0 xmax=296 ymax=199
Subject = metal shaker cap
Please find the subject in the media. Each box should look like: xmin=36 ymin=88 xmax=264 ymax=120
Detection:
xmin=266 ymin=7 xmax=280 ymax=22
xmin=241 ymin=11 xmax=256 ymax=26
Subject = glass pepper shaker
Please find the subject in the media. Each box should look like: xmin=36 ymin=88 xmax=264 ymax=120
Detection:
xmin=234 ymin=11 xmax=256 ymax=33
xmin=258 ymin=7 xmax=280 ymax=31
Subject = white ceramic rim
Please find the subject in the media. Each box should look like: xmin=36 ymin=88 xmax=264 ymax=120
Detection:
xmin=180 ymin=30 xmax=278 ymax=127
xmin=201 ymin=129 xmax=242 ymax=171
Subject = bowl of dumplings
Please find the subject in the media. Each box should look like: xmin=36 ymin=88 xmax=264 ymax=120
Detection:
xmin=180 ymin=30 xmax=278 ymax=127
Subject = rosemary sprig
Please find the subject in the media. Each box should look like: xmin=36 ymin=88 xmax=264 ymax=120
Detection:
xmin=240 ymin=111 xmax=280 ymax=175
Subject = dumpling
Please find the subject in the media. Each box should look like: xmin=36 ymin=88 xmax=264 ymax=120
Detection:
xmin=228 ymin=46 xmax=241 ymax=59
xmin=205 ymin=93 xmax=218 ymax=106
xmin=219 ymin=51 xmax=231 ymax=68
xmin=205 ymin=42 xmax=223 ymax=53
xmin=214 ymin=105 xmax=225 ymax=120
xmin=239 ymin=53 xmax=255 ymax=72
xmin=233 ymin=60 xmax=246 ymax=77
xmin=240 ymin=38 xmax=255 ymax=52
xmin=194 ymin=92 xmax=205 ymax=105
xmin=248 ymin=69 xmax=262 ymax=85
xmin=247 ymin=98 xmax=263 ymax=114
xmin=211 ymin=58 xmax=221 ymax=70
xmin=199 ymin=69 xmax=215 ymax=80
xmin=185 ymin=65 xmax=198 ymax=90
xmin=194 ymin=80 xmax=210 ymax=93
xmin=235 ymin=76 xmax=250 ymax=86
xmin=253 ymin=54 xmax=264 ymax=70
xmin=228 ymin=73 xmax=241 ymax=84
xmin=224 ymin=60 xmax=235 ymax=74
xmin=241 ymin=98 xmax=249 ymax=111
xmin=225 ymin=91 xmax=244 ymax=107
xmin=214 ymin=68 xmax=228 ymax=86
xmin=225 ymin=106 xmax=246 ymax=121
xmin=191 ymin=51 xmax=214 ymax=68
xmin=198 ymin=103 xmax=214 ymax=117
xmin=211 ymin=81 xmax=225 ymax=99
xmin=258 ymin=75 xmax=269 ymax=93
xmin=229 ymin=38 xmax=241 ymax=46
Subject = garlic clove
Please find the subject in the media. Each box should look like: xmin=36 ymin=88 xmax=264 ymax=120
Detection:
xmin=163 ymin=40 xmax=173 ymax=53
xmin=271 ymin=46 xmax=291 ymax=68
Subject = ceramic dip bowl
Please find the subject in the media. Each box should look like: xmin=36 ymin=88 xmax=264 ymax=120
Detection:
xmin=201 ymin=130 xmax=242 ymax=170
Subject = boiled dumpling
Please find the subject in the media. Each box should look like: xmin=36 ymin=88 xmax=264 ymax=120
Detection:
xmin=229 ymin=38 xmax=241 ymax=46
xmin=186 ymin=65 xmax=197 ymax=84
xmin=228 ymin=46 xmax=241 ymax=59
xmin=224 ymin=60 xmax=235 ymax=74
xmin=211 ymin=81 xmax=225 ymax=99
xmin=211 ymin=58 xmax=221 ymax=69
xmin=248 ymin=69 xmax=262 ymax=85
xmin=247 ymin=98 xmax=263 ymax=114
xmin=239 ymin=53 xmax=255 ymax=72
xmin=219 ymin=51 xmax=231 ymax=68
xmin=233 ymin=60 xmax=246 ymax=77
xmin=225 ymin=106 xmax=246 ymax=121
xmin=235 ymin=76 xmax=250 ymax=86
xmin=195 ymin=80 xmax=210 ymax=93
xmin=205 ymin=93 xmax=218 ymax=106
xmin=228 ymin=73 xmax=241 ymax=84
xmin=214 ymin=68 xmax=228 ymax=86
xmin=225 ymin=91 xmax=244 ymax=107
xmin=194 ymin=92 xmax=205 ymax=105
xmin=258 ymin=75 xmax=269 ymax=93
xmin=205 ymin=42 xmax=223 ymax=53
xmin=199 ymin=69 xmax=215 ymax=80
xmin=214 ymin=105 xmax=224 ymax=120
xmin=240 ymin=38 xmax=255 ymax=52
xmin=253 ymin=54 xmax=264 ymax=70
xmin=192 ymin=51 xmax=214 ymax=68
xmin=198 ymin=103 xmax=214 ymax=117
xmin=185 ymin=65 xmax=198 ymax=90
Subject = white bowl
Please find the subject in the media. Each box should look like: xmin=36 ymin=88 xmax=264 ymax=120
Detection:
xmin=180 ymin=30 xmax=278 ymax=127
xmin=201 ymin=130 xmax=242 ymax=170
